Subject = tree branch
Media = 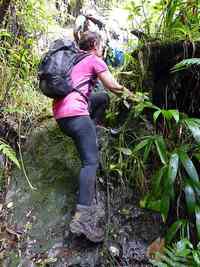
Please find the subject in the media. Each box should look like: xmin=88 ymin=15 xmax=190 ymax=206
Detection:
xmin=0 ymin=0 xmax=12 ymax=25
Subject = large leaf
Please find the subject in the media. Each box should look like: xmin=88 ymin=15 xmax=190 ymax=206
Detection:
xmin=163 ymin=164 xmax=175 ymax=201
xmin=140 ymin=195 xmax=161 ymax=212
xmin=168 ymin=153 xmax=179 ymax=184
xmin=152 ymin=166 xmax=167 ymax=196
xmin=188 ymin=125 xmax=200 ymax=144
xmin=153 ymin=110 xmax=161 ymax=122
xmin=179 ymin=150 xmax=199 ymax=183
xmin=154 ymin=136 xmax=168 ymax=164
xmin=184 ymin=119 xmax=200 ymax=143
xmin=193 ymin=251 xmax=200 ymax=265
xmin=146 ymin=199 xmax=161 ymax=212
xmin=165 ymin=220 xmax=187 ymax=244
xmin=143 ymin=140 xmax=153 ymax=162
xmin=186 ymin=177 xmax=200 ymax=197
xmin=193 ymin=152 xmax=200 ymax=161
xmin=184 ymin=183 xmax=196 ymax=214
xmin=161 ymin=110 xmax=173 ymax=121
xmin=168 ymin=110 xmax=179 ymax=124
xmin=160 ymin=195 xmax=170 ymax=222
xmin=195 ymin=206 xmax=200 ymax=240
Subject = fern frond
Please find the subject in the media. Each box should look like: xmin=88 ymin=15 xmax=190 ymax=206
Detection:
xmin=0 ymin=141 xmax=20 ymax=169
xmin=171 ymin=58 xmax=200 ymax=73
xmin=152 ymin=239 xmax=200 ymax=267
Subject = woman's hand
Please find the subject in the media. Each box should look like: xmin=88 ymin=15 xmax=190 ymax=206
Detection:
xmin=122 ymin=87 xmax=134 ymax=100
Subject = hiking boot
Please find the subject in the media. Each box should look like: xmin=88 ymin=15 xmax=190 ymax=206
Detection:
xmin=69 ymin=204 xmax=105 ymax=243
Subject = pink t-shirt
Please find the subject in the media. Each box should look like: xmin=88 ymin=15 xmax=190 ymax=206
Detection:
xmin=53 ymin=54 xmax=108 ymax=119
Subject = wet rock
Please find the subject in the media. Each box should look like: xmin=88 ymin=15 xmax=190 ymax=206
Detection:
xmin=18 ymin=258 xmax=36 ymax=267
xmin=58 ymin=246 xmax=102 ymax=267
xmin=107 ymin=241 xmax=121 ymax=257
xmin=6 ymin=120 xmax=164 ymax=266
xmin=108 ymin=244 xmax=120 ymax=257
xmin=0 ymin=154 xmax=5 ymax=168
xmin=48 ymin=241 xmax=63 ymax=258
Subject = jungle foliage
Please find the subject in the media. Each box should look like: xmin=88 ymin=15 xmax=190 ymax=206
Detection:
xmin=125 ymin=0 xmax=200 ymax=41
xmin=0 ymin=0 xmax=200 ymax=264
xmin=104 ymin=0 xmax=200 ymax=264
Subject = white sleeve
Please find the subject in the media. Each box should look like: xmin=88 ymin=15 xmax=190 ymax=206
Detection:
xmin=74 ymin=15 xmax=86 ymax=32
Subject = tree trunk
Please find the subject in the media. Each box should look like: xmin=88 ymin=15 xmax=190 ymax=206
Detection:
xmin=0 ymin=0 xmax=12 ymax=25
xmin=70 ymin=0 xmax=83 ymax=17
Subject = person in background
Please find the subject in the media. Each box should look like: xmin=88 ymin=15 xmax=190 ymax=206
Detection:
xmin=53 ymin=31 xmax=132 ymax=242
xmin=73 ymin=9 xmax=107 ymax=45
xmin=74 ymin=10 xmax=125 ymax=79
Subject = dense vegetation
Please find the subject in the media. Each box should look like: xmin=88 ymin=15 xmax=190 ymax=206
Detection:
xmin=1 ymin=0 xmax=200 ymax=265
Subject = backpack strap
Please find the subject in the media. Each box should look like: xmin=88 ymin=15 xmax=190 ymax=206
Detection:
xmin=74 ymin=52 xmax=91 ymax=65
xmin=73 ymin=80 xmax=92 ymax=103
xmin=70 ymin=53 xmax=92 ymax=102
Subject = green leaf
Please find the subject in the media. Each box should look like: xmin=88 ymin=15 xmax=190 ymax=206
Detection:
xmin=152 ymin=166 xmax=167 ymax=195
xmin=0 ymin=30 xmax=11 ymax=38
xmin=163 ymin=174 xmax=175 ymax=201
xmin=193 ymin=251 xmax=200 ymax=265
xmin=195 ymin=206 xmax=200 ymax=240
xmin=133 ymin=138 xmax=150 ymax=152
xmin=160 ymin=195 xmax=170 ymax=222
xmin=168 ymin=153 xmax=179 ymax=184
xmin=171 ymin=58 xmax=200 ymax=73
xmin=193 ymin=152 xmax=200 ymax=161
xmin=119 ymin=147 xmax=132 ymax=156
xmin=189 ymin=126 xmax=200 ymax=144
xmin=184 ymin=119 xmax=200 ymax=143
xmin=143 ymin=140 xmax=152 ymax=161
xmin=165 ymin=220 xmax=186 ymax=244
xmin=139 ymin=195 xmax=161 ymax=212
xmin=154 ymin=136 xmax=168 ymax=164
xmin=176 ymin=239 xmax=193 ymax=256
xmin=161 ymin=110 xmax=173 ymax=121
xmin=169 ymin=110 xmax=179 ymax=123
xmin=190 ymin=118 xmax=200 ymax=127
xmin=184 ymin=184 xmax=196 ymax=214
xmin=109 ymin=164 xmax=122 ymax=177
xmin=146 ymin=199 xmax=161 ymax=212
xmin=179 ymin=150 xmax=199 ymax=183
xmin=153 ymin=110 xmax=161 ymax=122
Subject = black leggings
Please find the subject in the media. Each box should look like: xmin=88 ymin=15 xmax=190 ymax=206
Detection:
xmin=57 ymin=92 xmax=109 ymax=206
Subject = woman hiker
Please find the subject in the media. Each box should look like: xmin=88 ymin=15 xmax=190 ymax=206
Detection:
xmin=53 ymin=31 xmax=132 ymax=242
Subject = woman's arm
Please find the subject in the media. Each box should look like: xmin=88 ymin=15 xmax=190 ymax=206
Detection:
xmin=97 ymin=70 xmax=124 ymax=95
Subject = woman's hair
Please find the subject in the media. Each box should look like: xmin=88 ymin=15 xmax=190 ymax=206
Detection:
xmin=78 ymin=31 xmax=102 ymax=51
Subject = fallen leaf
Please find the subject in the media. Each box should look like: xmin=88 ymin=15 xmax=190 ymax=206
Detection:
xmin=146 ymin=237 xmax=165 ymax=260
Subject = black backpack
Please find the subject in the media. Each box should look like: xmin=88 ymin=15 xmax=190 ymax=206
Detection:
xmin=38 ymin=39 xmax=90 ymax=100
